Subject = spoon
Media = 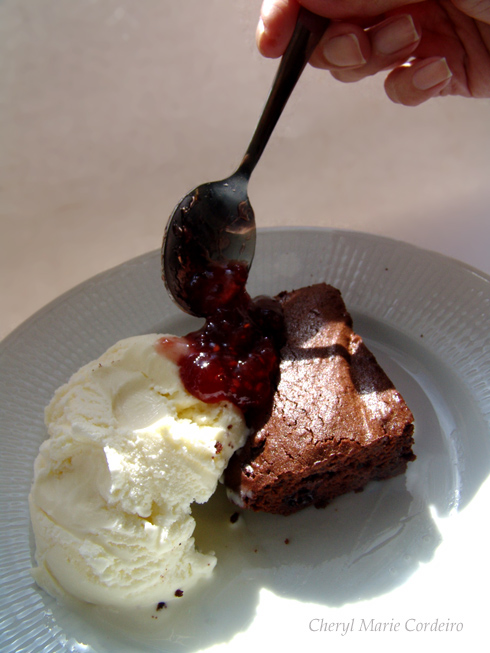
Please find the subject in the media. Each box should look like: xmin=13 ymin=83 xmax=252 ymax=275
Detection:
xmin=162 ymin=8 xmax=330 ymax=316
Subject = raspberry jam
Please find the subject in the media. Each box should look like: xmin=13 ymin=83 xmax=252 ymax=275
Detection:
xmin=157 ymin=261 xmax=284 ymax=422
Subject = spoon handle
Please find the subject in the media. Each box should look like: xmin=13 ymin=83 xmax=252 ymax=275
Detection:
xmin=237 ymin=7 xmax=330 ymax=179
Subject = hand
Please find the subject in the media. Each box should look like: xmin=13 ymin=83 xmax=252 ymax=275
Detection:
xmin=257 ymin=0 xmax=490 ymax=105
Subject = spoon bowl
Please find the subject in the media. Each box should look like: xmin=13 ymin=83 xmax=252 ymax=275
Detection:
xmin=162 ymin=8 xmax=330 ymax=316
xmin=162 ymin=171 xmax=255 ymax=316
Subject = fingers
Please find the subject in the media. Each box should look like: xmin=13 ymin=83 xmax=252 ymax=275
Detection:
xmin=257 ymin=0 xmax=300 ymax=58
xmin=310 ymin=14 xmax=421 ymax=82
xmin=256 ymin=0 xmax=426 ymax=58
xmin=309 ymin=14 xmax=454 ymax=105
xmin=301 ymin=0 xmax=427 ymax=20
xmin=451 ymin=0 xmax=490 ymax=24
xmin=257 ymin=0 xmax=428 ymax=39
xmin=255 ymin=1 xmax=457 ymax=106
xmin=385 ymin=57 xmax=453 ymax=105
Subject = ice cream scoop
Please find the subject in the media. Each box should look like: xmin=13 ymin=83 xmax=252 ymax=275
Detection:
xmin=162 ymin=8 xmax=330 ymax=316
xmin=29 ymin=334 xmax=248 ymax=609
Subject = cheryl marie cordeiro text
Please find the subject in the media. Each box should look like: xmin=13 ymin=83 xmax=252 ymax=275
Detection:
xmin=308 ymin=617 xmax=463 ymax=636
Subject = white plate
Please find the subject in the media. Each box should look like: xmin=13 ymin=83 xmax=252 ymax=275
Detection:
xmin=1 ymin=228 xmax=489 ymax=652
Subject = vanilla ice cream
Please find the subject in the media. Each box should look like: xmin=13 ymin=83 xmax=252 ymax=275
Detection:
xmin=29 ymin=334 xmax=248 ymax=609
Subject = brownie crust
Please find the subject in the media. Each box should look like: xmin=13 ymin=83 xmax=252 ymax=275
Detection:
xmin=224 ymin=284 xmax=415 ymax=515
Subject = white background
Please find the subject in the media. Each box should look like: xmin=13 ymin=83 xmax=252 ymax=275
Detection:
xmin=1 ymin=0 xmax=489 ymax=338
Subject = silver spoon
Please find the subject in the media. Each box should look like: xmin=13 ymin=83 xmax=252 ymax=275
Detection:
xmin=162 ymin=8 xmax=330 ymax=316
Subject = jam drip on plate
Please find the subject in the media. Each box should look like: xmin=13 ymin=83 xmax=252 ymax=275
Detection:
xmin=157 ymin=261 xmax=284 ymax=422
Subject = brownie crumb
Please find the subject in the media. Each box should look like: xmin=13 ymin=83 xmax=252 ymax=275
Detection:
xmin=284 ymin=538 xmax=290 ymax=545
xmin=215 ymin=441 xmax=223 ymax=453
xmin=174 ymin=589 xmax=184 ymax=597
xmin=230 ymin=512 xmax=239 ymax=524
xmin=156 ymin=602 xmax=167 ymax=611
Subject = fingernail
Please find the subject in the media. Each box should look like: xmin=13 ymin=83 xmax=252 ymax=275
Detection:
xmin=323 ymin=33 xmax=366 ymax=67
xmin=412 ymin=57 xmax=452 ymax=90
xmin=375 ymin=14 xmax=420 ymax=55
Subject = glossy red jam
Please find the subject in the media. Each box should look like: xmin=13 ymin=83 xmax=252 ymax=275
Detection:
xmin=157 ymin=262 xmax=284 ymax=421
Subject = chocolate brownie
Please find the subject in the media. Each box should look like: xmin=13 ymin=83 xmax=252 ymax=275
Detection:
xmin=224 ymin=283 xmax=415 ymax=515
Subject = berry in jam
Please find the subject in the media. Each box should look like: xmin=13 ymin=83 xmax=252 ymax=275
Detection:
xmin=156 ymin=261 xmax=284 ymax=423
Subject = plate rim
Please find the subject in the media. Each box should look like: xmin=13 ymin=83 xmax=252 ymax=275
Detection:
xmin=2 ymin=226 xmax=489 ymax=353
